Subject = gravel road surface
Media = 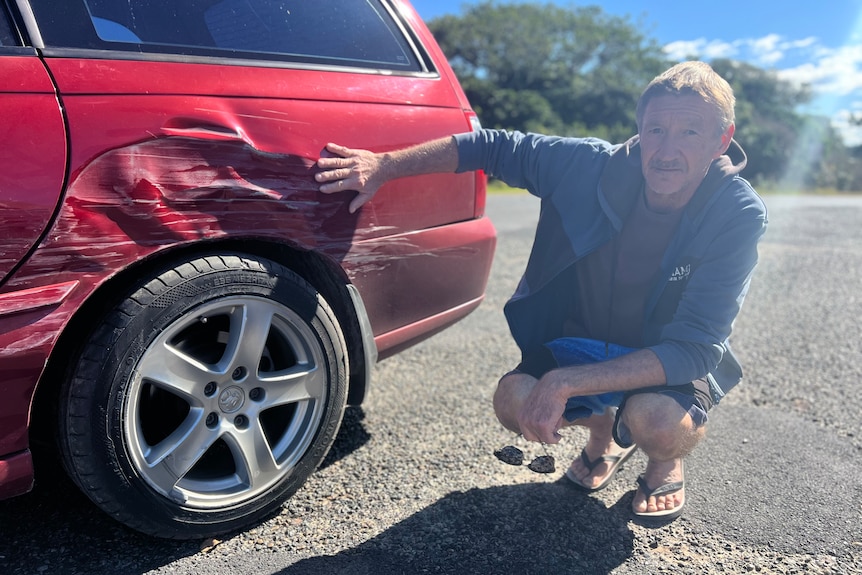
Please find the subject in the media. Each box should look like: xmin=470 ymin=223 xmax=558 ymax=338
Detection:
xmin=1 ymin=193 xmax=860 ymax=574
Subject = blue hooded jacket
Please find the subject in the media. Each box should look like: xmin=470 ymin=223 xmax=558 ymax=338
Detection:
xmin=455 ymin=130 xmax=767 ymax=402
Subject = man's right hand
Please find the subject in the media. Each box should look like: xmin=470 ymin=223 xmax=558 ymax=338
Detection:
xmin=516 ymin=373 xmax=570 ymax=445
xmin=316 ymin=143 xmax=385 ymax=213
xmin=315 ymin=136 xmax=460 ymax=214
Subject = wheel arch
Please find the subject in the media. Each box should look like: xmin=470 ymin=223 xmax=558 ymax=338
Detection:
xmin=31 ymin=238 xmax=375 ymax=448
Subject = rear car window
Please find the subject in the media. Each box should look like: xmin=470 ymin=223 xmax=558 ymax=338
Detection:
xmin=0 ymin=4 xmax=18 ymax=46
xmin=31 ymin=0 xmax=424 ymax=72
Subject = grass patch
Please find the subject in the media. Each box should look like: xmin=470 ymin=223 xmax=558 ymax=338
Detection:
xmin=755 ymin=188 xmax=862 ymax=196
xmin=486 ymin=179 xmax=526 ymax=194
xmin=488 ymin=180 xmax=862 ymax=196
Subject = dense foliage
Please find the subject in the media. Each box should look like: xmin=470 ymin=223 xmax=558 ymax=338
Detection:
xmin=428 ymin=1 xmax=862 ymax=192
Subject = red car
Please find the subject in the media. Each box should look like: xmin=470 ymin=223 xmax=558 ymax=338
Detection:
xmin=0 ymin=0 xmax=495 ymax=538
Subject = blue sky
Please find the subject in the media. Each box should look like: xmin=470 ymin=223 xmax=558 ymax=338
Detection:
xmin=409 ymin=0 xmax=862 ymax=143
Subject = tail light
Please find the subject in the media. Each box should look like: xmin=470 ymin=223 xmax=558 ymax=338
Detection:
xmin=465 ymin=111 xmax=487 ymax=218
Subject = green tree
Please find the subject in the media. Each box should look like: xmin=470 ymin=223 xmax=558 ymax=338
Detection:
xmin=709 ymin=59 xmax=861 ymax=190
xmin=428 ymin=1 xmax=670 ymax=142
xmin=708 ymin=59 xmax=810 ymax=187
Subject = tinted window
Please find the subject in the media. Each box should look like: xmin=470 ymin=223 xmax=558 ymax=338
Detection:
xmin=0 ymin=4 xmax=18 ymax=46
xmin=42 ymin=0 xmax=422 ymax=71
xmin=201 ymin=0 xmax=415 ymax=68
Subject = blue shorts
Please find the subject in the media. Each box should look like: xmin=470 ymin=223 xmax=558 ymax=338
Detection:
xmin=517 ymin=337 xmax=713 ymax=447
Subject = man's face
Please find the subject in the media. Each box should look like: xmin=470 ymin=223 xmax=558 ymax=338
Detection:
xmin=639 ymin=93 xmax=733 ymax=210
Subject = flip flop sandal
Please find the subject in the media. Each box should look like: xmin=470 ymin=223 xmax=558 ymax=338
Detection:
xmin=632 ymin=473 xmax=686 ymax=521
xmin=563 ymin=444 xmax=637 ymax=492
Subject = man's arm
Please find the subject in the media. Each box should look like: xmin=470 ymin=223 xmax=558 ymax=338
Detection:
xmin=315 ymin=137 xmax=458 ymax=213
xmin=516 ymin=348 xmax=666 ymax=444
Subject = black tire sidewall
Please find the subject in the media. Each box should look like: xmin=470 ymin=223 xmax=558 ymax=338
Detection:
xmin=60 ymin=254 xmax=348 ymax=538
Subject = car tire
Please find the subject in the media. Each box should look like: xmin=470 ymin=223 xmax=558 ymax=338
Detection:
xmin=58 ymin=253 xmax=348 ymax=539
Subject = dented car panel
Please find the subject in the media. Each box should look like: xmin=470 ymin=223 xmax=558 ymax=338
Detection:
xmin=0 ymin=0 xmax=495 ymax=534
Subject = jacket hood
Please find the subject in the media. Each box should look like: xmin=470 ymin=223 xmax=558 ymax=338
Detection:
xmin=598 ymin=136 xmax=748 ymax=226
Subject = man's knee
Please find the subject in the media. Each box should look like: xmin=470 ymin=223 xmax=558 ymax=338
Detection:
xmin=620 ymin=392 xmax=703 ymax=449
xmin=493 ymin=372 xmax=536 ymax=433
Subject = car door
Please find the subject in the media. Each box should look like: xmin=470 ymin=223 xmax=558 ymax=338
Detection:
xmin=0 ymin=7 xmax=66 ymax=285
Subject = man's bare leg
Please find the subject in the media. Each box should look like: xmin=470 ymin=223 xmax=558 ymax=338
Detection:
xmin=563 ymin=408 xmax=633 ymax=489
xmin=619 ymin=392 xmax=705 ymax=515
xmin=493 ymin=375 xmax=704 ymax=514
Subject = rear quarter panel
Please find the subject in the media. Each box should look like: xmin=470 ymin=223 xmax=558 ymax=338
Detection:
xmin=11 ymin=57 xmax=485 ymax=335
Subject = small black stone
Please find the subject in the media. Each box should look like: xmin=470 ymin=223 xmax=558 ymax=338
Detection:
xmin=494 ymin=445 xmax=524 ymax=466
xmin=527 ymin=455 xmax=556 ymax=474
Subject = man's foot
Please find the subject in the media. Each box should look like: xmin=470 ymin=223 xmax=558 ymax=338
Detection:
xmin=632 ymin=458 xmax=685 ymax=520
xmin=564 ymin=441 xmax=637 ymax=491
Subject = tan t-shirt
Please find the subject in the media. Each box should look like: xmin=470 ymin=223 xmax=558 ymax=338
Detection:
xmin=563 ymin=189 xmax=684 ymax=348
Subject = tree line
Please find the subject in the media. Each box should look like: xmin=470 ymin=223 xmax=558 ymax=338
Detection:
xmin=428 ymin=1 xmax=862 ymax=192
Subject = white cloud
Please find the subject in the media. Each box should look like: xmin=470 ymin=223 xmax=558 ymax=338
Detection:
xmin=785 ymin=37 xmax=818 ymax=50
xmin=778 ymin=44 xmax=862 ymax=95
xmin=664 ymin=34 xmax=822 ymax=68
xmin=663 ymin=39 xmax=737 ymax=61
xmin=664 ymin=33 xmax=862 ymax=145
xmin=779 ymin=44 xmax=862 ymax=145
xmin=745 ymin=34 xmax=782 ymax=65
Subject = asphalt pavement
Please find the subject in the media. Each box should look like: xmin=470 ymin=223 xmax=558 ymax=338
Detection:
xmin=0 ymin=193 xmax=860 ymax=574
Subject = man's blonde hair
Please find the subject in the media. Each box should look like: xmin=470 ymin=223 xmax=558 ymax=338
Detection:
xmin=636 ymin=61 xmax=736 ymax=134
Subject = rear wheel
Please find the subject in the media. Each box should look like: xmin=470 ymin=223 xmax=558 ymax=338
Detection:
xmin=58 ymin=254 xmax=348 ymax=538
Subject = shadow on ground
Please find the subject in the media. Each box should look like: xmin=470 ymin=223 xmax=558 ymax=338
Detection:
xmin=279 ymin=480 xmax=635 ymax=575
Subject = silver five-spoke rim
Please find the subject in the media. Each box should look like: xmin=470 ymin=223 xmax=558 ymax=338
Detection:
xmin=123 ymin=296 xmax=327 ymax=509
